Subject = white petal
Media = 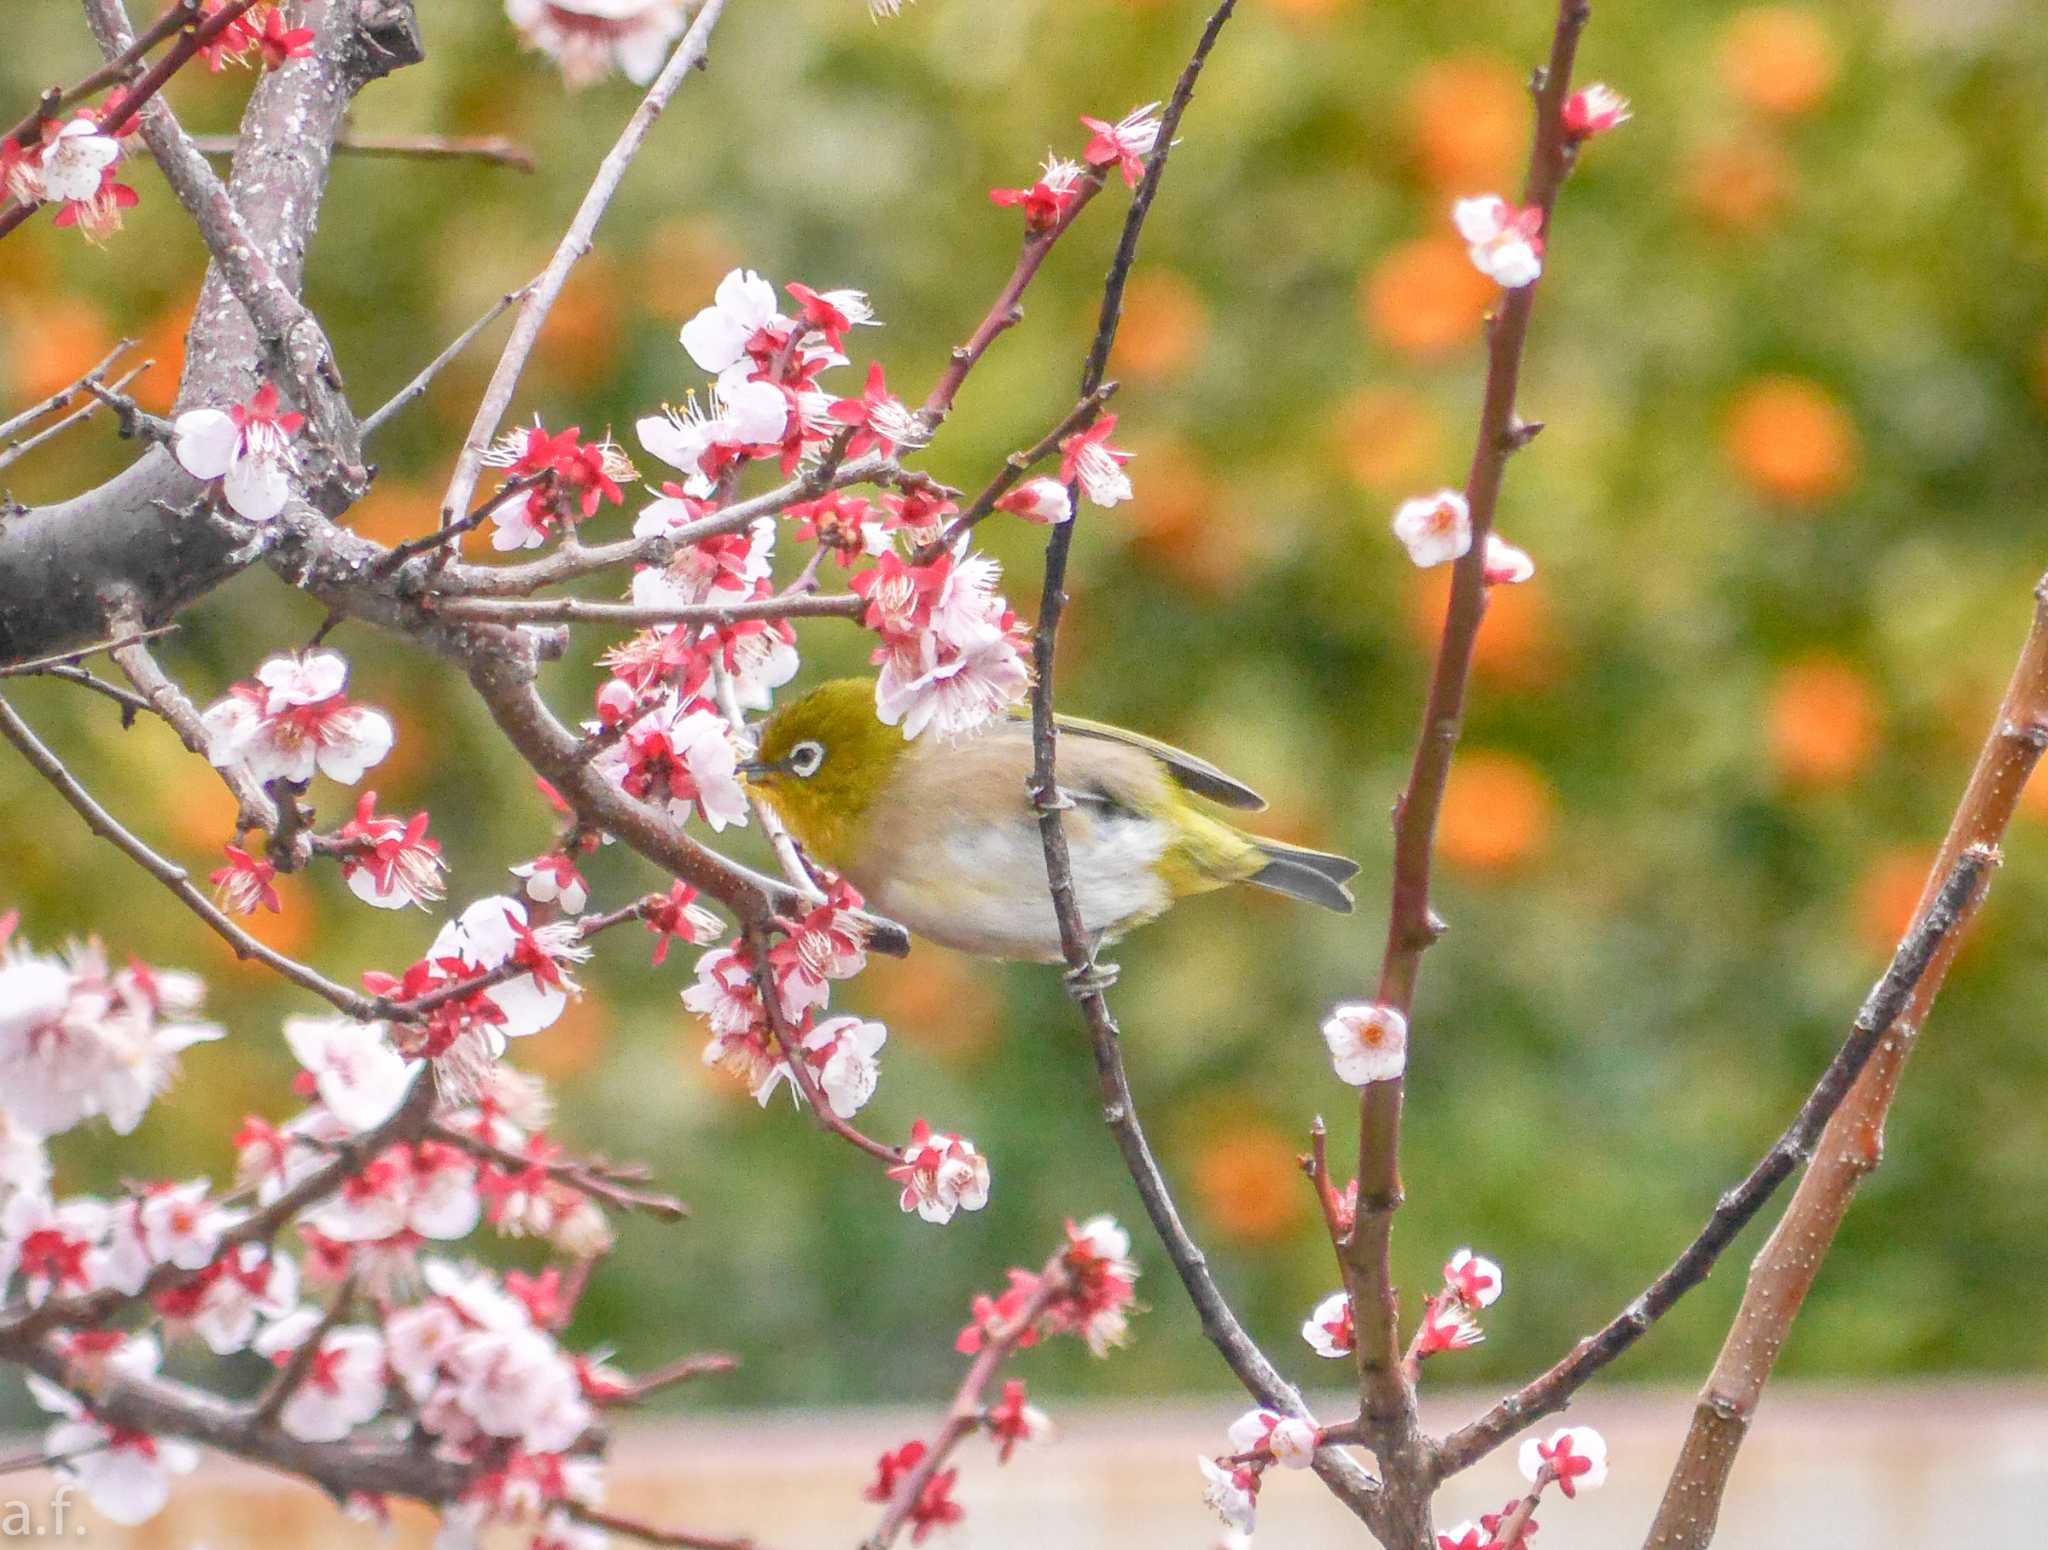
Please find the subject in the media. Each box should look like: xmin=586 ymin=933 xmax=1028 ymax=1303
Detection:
xmin=172 ymin=410 xmax=239 ymax=480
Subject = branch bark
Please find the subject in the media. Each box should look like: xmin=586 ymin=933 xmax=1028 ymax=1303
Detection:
xmin=1641 ymin=576 xmax=2048 ymax=1549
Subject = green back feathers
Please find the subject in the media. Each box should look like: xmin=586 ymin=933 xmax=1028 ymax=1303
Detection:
xmin=1019 ymin=707 xmax=1269 ymax=811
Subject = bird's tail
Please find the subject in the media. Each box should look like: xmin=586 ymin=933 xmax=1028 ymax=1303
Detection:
xmin=1245 ymin=838 xmax=1360 ymax=914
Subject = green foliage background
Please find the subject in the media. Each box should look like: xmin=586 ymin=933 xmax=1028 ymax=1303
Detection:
xmin=4 ymin=0 xmax=2048 ymax=1418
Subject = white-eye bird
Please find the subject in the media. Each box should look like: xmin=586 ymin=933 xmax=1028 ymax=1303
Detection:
xmin=739 ymin=679 xmax=1359 ymax=962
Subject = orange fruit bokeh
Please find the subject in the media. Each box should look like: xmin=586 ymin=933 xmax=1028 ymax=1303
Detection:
xmin=1331 ymin=385 xmax=1446 ymax=496
xmin=1435 ymin=750 xmax=1558 ymax=874
xmin=1768 ymin=654 xmax=1881 ymax=788
xmin=1684 ymin=136 xmax=1794 ymax=235
xmin=1361 ymin=235 xmax=1497 ymax=362
xmin=1720 ymin=7 xmax=1839 ymax=119
xmin=1405 ymin=567 xmax=1562 ymax=690
xmin=1724 ymin=375 xmax=1860 ymax=508
xmin=1406 ymin=54 xmax=1528 ymax=194
xmin=1192 ymin=1121 xmax=1309 ymax=1245
xmin=1111 ymin=268 xmax=1209 ymax=381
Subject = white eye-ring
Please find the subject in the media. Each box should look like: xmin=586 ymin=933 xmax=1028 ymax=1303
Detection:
xmin=788 ymin=740 xmax=826 ymax=778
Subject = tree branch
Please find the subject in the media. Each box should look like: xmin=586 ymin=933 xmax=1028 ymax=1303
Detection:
xmin=1642 ymin=576 xmax=2048 ymax=1549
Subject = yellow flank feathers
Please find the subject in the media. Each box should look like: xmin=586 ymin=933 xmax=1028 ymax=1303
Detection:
xmin=745 ymin=679 xmax=1358 ymax=961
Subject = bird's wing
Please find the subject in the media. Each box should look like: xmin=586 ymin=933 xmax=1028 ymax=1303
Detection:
xmin=1039 ymin=711 xmax=1268 ymax=811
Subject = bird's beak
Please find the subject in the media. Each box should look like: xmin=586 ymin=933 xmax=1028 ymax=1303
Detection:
xmin=736 ymin=758 xmax=773 ymax=781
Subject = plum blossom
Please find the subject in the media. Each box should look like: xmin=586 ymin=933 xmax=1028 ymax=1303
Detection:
xmin=859 ymin=551 xmax=1032 ymax=741
xmin=284 ymin=1017 xmax=416 ymax=1133
xmin=680 ymin=266 xmax=782 ymax=382
xmin=210 ymin=844 xmax=281 ymax=914
xmin=201 ymin=650 xmax=394 ymax=786
xmin=1484 ymin=532 xmax=1536 ymax=585
xmin=253 ymin=1316 xmax=389 ymax=1441
xmin=764 ymin=1015 xmax=887 ymax=1118
xmin=995 ymin=477 xmax=1072 ymax=525
xmin=0 ymin=938 xmax=219 ymax=1139
xmin=1439 ymin=1522 xmax=1490 ymax=1550
xmin=1416 ymin=1298 xmax=1485 ymax=1357
xmin=481 ymin=421 xmax=634 ymax=550
xmin=1521 ymin=1425 xmax=1609 ymax=1497
xmin=1453 ymin=195 xmax=1545 ymax=289
xmin=991 ymin=154 xmax=1088 ymax=231
xmin=629 ymin=513 xmax=774 ymax=610
xmin=766 ymin=886 xmax=868 ymax=1016
xmin=827 ymin=361 xmax=927 ymax=458
xmin=1 ymin=1192 xmax=108 ymax=1304
xmin=1081 ymin=103 xmax=1164 ymax=187
xmin=1058 ymin=415 xmax=1134 ymax=508
xmin=1047 ymin=1214 xmax=1140 ymax=1355
xmin=1446 ymin=1247 xmax=1504 ymax=1309
xmin=987 ymin=1378 xmax=1053 ymax=1462
xmin=172 ymin=383 xmax=305 ymax=523
xmin=593 ymin=695 xmax=750 ymax=830
xmin=1393 ymin=490 xmax=1473 ymax=568
xmin=511 ymin=853 xmax=590 ymax=915
xmin=1198 ymin=1456 xmax=1259 ymax=1535
xmin=171 ymin=1242 xmax=300 ymax=1355
xmin=889 ymin=1120 xmax=990 ymax=1224
xmin=785 ymin=282 xmax=876 ymax=349
xmin=33 ymin=1379 xmax=198 ymax=1526
xmin=1226 ymin=1408 xmax=1319 ymax=1470
xmin=36 ymin=116 xmax=121 ymax=203
xmin=98 ymin=1182 xmax=230 ymax=1295
xmin=1302 ymin=1290 xmax=1354 ymax=1359
xmin=642 ymin=883 xmax=723 ymax=965
xmin=0 ymin=1111 xmax=49 ymax=1207
xmin=1564 ymin=83 xmax=1631 ymax=138
xmin=1322 ymin=1002 xmax=1409 ymax=1086
xmin=505 ymin=0 xmax=690 ymax=87
xmin=430 ymin=896 xmax=591 ymax=1042
xmin=336 ymin=793 xmax=445 ymax=910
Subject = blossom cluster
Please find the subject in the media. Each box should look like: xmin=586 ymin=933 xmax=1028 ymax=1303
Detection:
xmin=505 ymin=0 xmax=693 ymax=88
xmin=200 ymin=648 xmax=394 ymax=786
xmin=1437 ymin=1426 xmax=1610 ymax=1550
xmin=865 ymin=1217 xmax=1138 ymax=1539
xmin=0 ymin=112 xmax=138 ymax=241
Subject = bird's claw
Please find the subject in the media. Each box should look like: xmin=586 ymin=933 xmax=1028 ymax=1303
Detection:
xmin=1063 ymin=958 xmax=1120 ymax=1000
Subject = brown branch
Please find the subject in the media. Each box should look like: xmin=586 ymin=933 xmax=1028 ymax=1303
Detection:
xmin=1434 ymin=844 xmax=1997 ymax=1481
xmin=598 ymin=1353 xmax=740 ymax=1406
xmin=921 ymin=384 xmax=1117 ymax=560
xmin=439 ymin=0 xmax=730 ymax=528
xmin=367 ymin=469 xmax=555 ymax=578
xmin=1018 ymin=0 xmax=1382 ymax=1531
xmin=106 ymin=605 xmax=279 ymax=834
xmin=0 ymin=339 xmax=139 ymax=454
xmin=185 ymin=131 xmax=538 ymax=173
xmin=1 ymin=1 xmax=200 ymax=149
xmin=0 ymin=693 xmax=376 ymax=1019
xmin=433 ymin=593 xmax=867 ymax=629
xmin=361 ymin=278 xmax=538 ymax=439
xmin=426 ymin=1121 xmax=690 ymax=1223
xmin=1642 ymin=577 xmax=2048 ymax=1549
xmin=569 ymin=1505 xmax=755 ymax=1550
xmin=249 ymin=1276 xmax=357 ymax=1429
xmin=861 ymin=1254 xmax=1067 ymax=1550
xmin=0 ymin=624 xmax=177 ymax=679
xmin=1339 ymin=8 xmax=1590 ymax=1540
xmin=435 ymin=456 xmax=903 ymax=599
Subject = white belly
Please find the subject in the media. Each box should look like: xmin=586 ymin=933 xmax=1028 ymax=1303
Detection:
xmin=865 ymin=813 xmax=1173 ymax=961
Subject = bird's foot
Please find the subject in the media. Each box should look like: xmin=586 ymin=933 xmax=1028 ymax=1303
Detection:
xmin=1063 ymin=958 xmax=1120 ymax=1000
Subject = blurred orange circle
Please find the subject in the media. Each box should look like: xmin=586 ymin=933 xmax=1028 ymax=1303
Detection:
xmin=1405 ymin=567 xmax=1562 ymax=689
xmin=1724 ymin=376 xmax=1860 ymax=508
xmin=1720 ymin=8 xmax=1839 ymax=119
xmin=1112 ymin=268 xmax=1209 ymax=381
xmin=1362 ymin=236 xmax=1496 ymax=361
xmin=7 ymin=295 xmax=116 ymax=402
xmin=857 ymin=947 xmax=1001 ymax=1067
xmin=1332 ymin=386 xmax=1445 ymax=496
xmin=1406 ymin=54 xmax=1527 ymax=194
xmin=1192 ymin=1122 xmax=1308 ymax=1245
xmin=1124 ymin=439 xmax=1259 ymax=598
xmin=1683 ymin=136 xmax=1794 ymax=235
xmin=1436 ymin=750 xmax=1557 ymax=874
xmin=1768 ymin=654 xmax=1881 ymax=788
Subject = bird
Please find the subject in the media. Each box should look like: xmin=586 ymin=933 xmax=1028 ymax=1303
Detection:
xmin=738 ymin=678 xmax=1359 ymax=964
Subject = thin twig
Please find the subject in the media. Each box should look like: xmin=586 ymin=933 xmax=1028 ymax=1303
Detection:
xmin=361 ymin=279 xmax=539 ymax=439
xmin=0 ymin=694 xmax=374 ymax=1018
xmin=0 ymin=339 xmax=135 ymax=444
xmin=184 ymin=131 xmax=537 ymax=172
xmin=862 ymin=1254 xmax=1067 ymax=1550
xmin=1434 ymin=845 xmax=1997 ymax=1480
xmin=0 ymin=361 xmax=153 ymax=471
xmin=598 ymin=1353 xmax=740 ymax=1405
xmin=568 ymin=1505 xmax=754 ymax=1550
xmin=1019 ymin=0 xmax=1382 ymax=1531
xmin=439 ymin=0 xmax=730 ymax=528
xmin=742 ymin=923 xmax=901 ymax=1166
xmin=0 ymin=2 xmax=199 ymax=148
xmin=1642 ymin=577 xmax=2048 ymax=1549
xmin=426 ymin=1122 xmax=689 ymax=1223
xmin=922 ymin=384 xmax=1118 ymax=559
xmin=1341 ymin=9 xmax=1591 ymax=1537
xmin=366 ymin=470 xmax=553 ymax=577
xmin=249 ymin=1276 xmax=357 ymax=1429
xmin=0 ymin=624 xmax=178 ymax=678
xmin=432 ymin=593 xmax=867 ymax=629
xmin=20 ymin=664 xmax=155 ymax=719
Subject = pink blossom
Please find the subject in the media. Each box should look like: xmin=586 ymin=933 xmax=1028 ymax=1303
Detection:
xmin=253 ymin=1317 xmax=389 ymax=1441
xmin=1322 ymin=1002 xmax=1408 ymax=1086
xmin=1484 ymin=532 xmax=1536 ymax=585
xmin=785 ymin=282 xmax=876 ymax=350
xmin=181 ymin=1243 xmax=300 ymax=1355
xmin=987 ymin=1378 xmax=1052 ymax=1462
xmin=767 ymin=886 xmax=869 ymax=1016
xmin=680 ymin=267 xmax=784 ymax=381
xmin=1058 ymin=415 xmax=1134 ymax=508
xmin=1302 ymin=1290 xmax=1354 ymax=1359
xmin=172 ymin=383 xmax=305 ymax=523
xmin=643 ymin=883 xmax=723 ymax=966
xmin=1520 ymin=1425 xmax=1609 ymax=1497
xmin=1453 ymin=195 xmax=1545 ymax=289
xmin=1416 ymin=1298 xmax=1485 ymax=1357
xmin=889 ymin=1119 xmax=991 ymax=1224
xmin=505 ymin=0 xmax=691 ymax=87
xmin=1563 ymin=83 xmax=1631 ymax=138
xmin=595 ymin=696 xmax=750 ymax=831
xmin=210 ymin=844 xmax=281 ymax=914
xmin=284 ymin=1016 xmax=416 ymax=1133
xmin=2 ymin=1192 xmax=108 ymax=1304
xmin=1392 ymin=490 xmax=1473 ymax=568
xmin=1046 ymin=1214 xmax=1139 ymax=1355
xmin=1081 ymin=103 xmax=1164 ymax=187
xmin=995 ymin=477 xmax=1073 ymax=525
xmin=991 ymin=155 xmax=1088 ymax=231
xmin=38 ymin=1400 xmax=197 ymax=1525
xmin=511 ymin=852 xmax=591 ymax=915
xmin=200 ymin=649 xmax=394 ymax=786
xmin=337 ymin=793 xmax=445 ymax=910
xmin=765 ymin=1014 xmax=886 ymax=1119
xmin=1446 ymin=1247 xmax=1504 ymax=1309
xmin=1198 ymin=1456 xmax=1259 ymax=1534
xmin=1226 ymin=1408 xmax=1318 ymax=1470
xmin=827 ymin=361 xmax=927 ymax=458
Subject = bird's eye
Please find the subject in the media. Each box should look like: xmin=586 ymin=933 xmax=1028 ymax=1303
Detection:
xmin=789 ymin=740 xmax=825 ymax=778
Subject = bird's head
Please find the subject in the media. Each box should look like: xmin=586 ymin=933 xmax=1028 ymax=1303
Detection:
xmin=739 ymin=678 xmax=906 ymax=860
